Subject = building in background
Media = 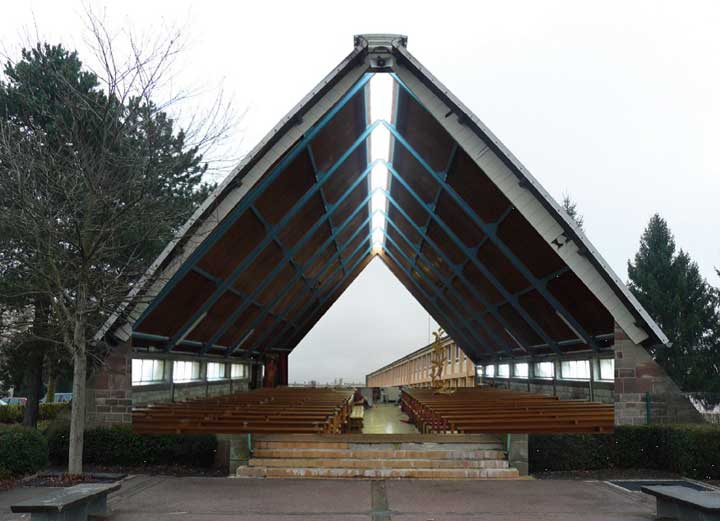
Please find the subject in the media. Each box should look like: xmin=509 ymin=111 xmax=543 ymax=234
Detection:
xmin=366 ymin=336 xmax=475 ymax=388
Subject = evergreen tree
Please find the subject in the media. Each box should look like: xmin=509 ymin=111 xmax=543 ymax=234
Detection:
xmin=0 ymin=29 xmax=229 ymax=471
xmin=561 ymin=193 xmax=584 ymax=230
xmin=627 ymin=214 xmax=720 ymax=391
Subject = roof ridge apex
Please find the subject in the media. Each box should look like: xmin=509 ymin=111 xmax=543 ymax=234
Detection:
xmin=354 ymin=34 xmax=408 ymax=51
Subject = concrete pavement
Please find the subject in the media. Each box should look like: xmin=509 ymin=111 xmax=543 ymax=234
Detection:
xmin=0 ymin=476 xmax=656 ymax=520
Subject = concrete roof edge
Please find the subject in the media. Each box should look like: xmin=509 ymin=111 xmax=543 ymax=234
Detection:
xmin=389 ymin=41 xmax=668 ymax=348
xmin=95 ymin=39 xmax=371 ymax=344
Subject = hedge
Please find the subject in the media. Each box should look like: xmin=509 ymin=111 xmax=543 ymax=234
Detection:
xmin=530 ymin=424 xmax=720 ymax=480
xmin=0 ymin=403 xmax=70 ymax=424
xmin=47 ymin=425 xmax=217 ymax=468
xmin=0 ymin=425 xmax=49 ymax=477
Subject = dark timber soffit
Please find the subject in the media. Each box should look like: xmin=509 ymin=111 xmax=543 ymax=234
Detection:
xmin=97 ymin=34 xmax=668 ymax=364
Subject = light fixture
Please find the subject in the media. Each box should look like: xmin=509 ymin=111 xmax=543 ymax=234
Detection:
xmin=368 ymin=73 xmax=394 ymax=253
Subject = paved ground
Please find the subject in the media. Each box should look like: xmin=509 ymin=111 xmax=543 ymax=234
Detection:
xmin=362 ymin=404 xmax=418 ymax=434
xmin=0 ymin=476 xmax=657 ymax=520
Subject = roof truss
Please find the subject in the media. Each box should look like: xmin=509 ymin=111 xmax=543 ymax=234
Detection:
xmin=100 ymin=34 xmax=667 ymax=364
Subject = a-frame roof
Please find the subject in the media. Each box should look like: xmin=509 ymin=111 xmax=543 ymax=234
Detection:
xmin=99 ymin=34 xmax=667 ymax=363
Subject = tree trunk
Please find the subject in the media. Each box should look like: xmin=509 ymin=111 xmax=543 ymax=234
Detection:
xmin=68 ymin=282 xmax=88 ymax=476
xmin=68 ymin=339 xmax=87 ymax=475
xmin=22 ymin=299 xmax=49 ymax=427
xmin=45 ymin=357 xmax=56 ymax=404
xmin=21 ymin=346 xmax=44 ymax=427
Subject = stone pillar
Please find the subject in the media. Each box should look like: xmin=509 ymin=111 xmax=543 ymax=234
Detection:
xmin=507 ymin=434 xmax=529 ymax=476
xmin=614 ymin=323 xmax=702 ymax=425
xmin=86 ymin=339 xmax=133 ymax=427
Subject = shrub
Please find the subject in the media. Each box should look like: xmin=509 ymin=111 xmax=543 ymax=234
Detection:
xmin=47 ymin=425 xmax=217 ymax=468
xmin=0 ymin=425 xmax=49 ymax=476
xmin=529 ymin=424 xmax=720 ymax=480
xmin=0 ymin=403 xmax=70 ymax=424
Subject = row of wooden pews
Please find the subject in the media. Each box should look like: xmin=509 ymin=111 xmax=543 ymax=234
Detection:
xmin=402 ymin=388 xmax=614 ymax=434
xmin=133 ymin=387 xmax=354 ymax=435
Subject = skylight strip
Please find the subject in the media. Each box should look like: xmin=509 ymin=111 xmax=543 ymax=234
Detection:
xmin=369 ymin=73 xmax=394 ymax=253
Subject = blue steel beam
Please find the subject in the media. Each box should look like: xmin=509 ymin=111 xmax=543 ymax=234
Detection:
xmin=380 ymin=206 xmax=513 ymax=356
xmin=383 ymin=121 xmax=599 ymax=351
xmin=225 ymin=197 xmax=376 ymax=356
xmin=190 ymin=266 xmax=290 ymax=325
xmin=249 ymin=205 xmax=319 ymax=302
xmin=382 ymin=231 xmax=493 ymax=356
xmin=380 ymin=186 xmax=533 ymax=354
xmin=269 ymin=244 xmax=374 ymax=353
xmin=199 ymin=159 xmax=379 ymax=354
xmin=163 ymin=122 xmax=381 ymax=351
xmin=228 ymin=214 xmax=374 ymax=357
xmin=307 ymin=145 xmax=348 ymax=277
xmin=381 ymin=247 xmax=480 ymax=357
xmin=134 ymin=73 xmax=374 ymax=328
xmin=407 ymin=142 xmax=457 ymax=278
xmin=383 ymin=160 xmax=563 ymax=355
xmin=250 ymin=198 xmax=376 ymax=355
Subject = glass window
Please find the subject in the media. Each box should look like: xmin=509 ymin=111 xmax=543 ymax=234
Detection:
xmin=476 ymin=365 xmax=484 ymax=377
xmin=207 ymin=362 xmax=226 ymax=381
xmin=598 ymin=359 xmax=614 ymax=381
xmin=514 ymin=363 xmax=529 ymax=379
xmin=497 ymin=364 xmax=510 ymax=378
xmin=560 ymin=360 xmax=590 ymax=380
xmin=132 ymin=359 xmax=165 ymax=385
xmin=455 ymin=346 xmax=459 ymax=363
xmin=231 ymin=364 xmax=247 ymax=379
xmin=173 ymin=360 xmax=200 ymax=383
xmin=485 ymin=365 xmax=495 ymax=377
xmin=534 ymin=362 xmax=555 ymax=379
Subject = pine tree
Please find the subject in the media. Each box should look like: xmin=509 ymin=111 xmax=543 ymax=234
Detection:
xmin=627 ymin=214 xmax=720 ymax=391
xmin=0 ymin=27 xmax=230 ymax=472
xmin=561 ymin=193 xmax=584 ymax=230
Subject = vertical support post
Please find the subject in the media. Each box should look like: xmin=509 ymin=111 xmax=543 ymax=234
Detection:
xmin=250 ymin=364 xmax=261 ymax=390
xmin=588 ymin=355 xmax=595 ymax=402
xmin=552 ymin=360 xmax=558 ymax=397
xmin=278 ymin=352 xmax=288 ymax=386
xmin=169 ymin=360 xmax=175 ymax=402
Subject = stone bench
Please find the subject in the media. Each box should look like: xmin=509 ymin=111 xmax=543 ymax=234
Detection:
xmin=11 ymin=482 xmax=121 ymax=520
xmin=642 ymin=485 xmax=720 ymax=521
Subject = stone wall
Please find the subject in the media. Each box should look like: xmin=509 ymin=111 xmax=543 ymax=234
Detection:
xmin=493 ymin=378 xmax=614 ymax=404
xmin=132 ymin=380 xmax=248 ymax=405
xmin=86 ymin=337 xmax=250 ymax=426
xmin=614 ymin=323 xmax=703 ymax=425
xmin=86 ymin=339 xmax=133 ymax=427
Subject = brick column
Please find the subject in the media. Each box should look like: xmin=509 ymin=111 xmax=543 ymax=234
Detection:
xmin=614 ymin=323 xmax=702 ymax=425
xmin=86 ymin=339 xmax=133 ymax=427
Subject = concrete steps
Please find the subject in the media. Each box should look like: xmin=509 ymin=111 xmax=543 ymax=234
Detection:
xmin=236 ymin=434 xmax=519 ymax=480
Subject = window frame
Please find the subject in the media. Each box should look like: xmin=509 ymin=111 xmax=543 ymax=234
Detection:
xmin=513 ymin=362 xmax=529 ymax=379
xmin=131 ymin=358 xmax=165 ymax=386
xmin=206 ymin=362 xmax=227 ymax=381
xmin=560 ymin=359 xmax=591 ymax=381
xmin=173 ymin=360 xmax=201 ymax=383
xmin=533 ymin=361 xmax=555 ymax=379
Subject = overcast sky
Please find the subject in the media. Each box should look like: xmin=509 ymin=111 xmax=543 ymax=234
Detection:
xmin=2 ymin=1 xmax=718 ymax=383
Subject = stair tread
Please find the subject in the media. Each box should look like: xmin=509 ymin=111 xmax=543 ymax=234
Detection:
xmin=237 ymin=466 xmax=519 ymax=479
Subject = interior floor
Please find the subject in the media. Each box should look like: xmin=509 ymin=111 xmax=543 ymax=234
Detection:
xmin=361 ymin=403 xmax=419 ymax=434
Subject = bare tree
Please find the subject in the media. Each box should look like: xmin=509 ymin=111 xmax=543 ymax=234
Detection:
xmin=0 ymin=10 xmax=236 ymax=474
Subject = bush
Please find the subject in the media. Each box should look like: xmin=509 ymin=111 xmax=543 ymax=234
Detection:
xmin=0 ymin=403 xmax=70 ymax=424
xmin=47 ymin=425 xmax=217 ymax=468
xmin=530 ymin=424 xmax=720 ymax=480
xmin=0 ymin=425 xmax=49 ymax=476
